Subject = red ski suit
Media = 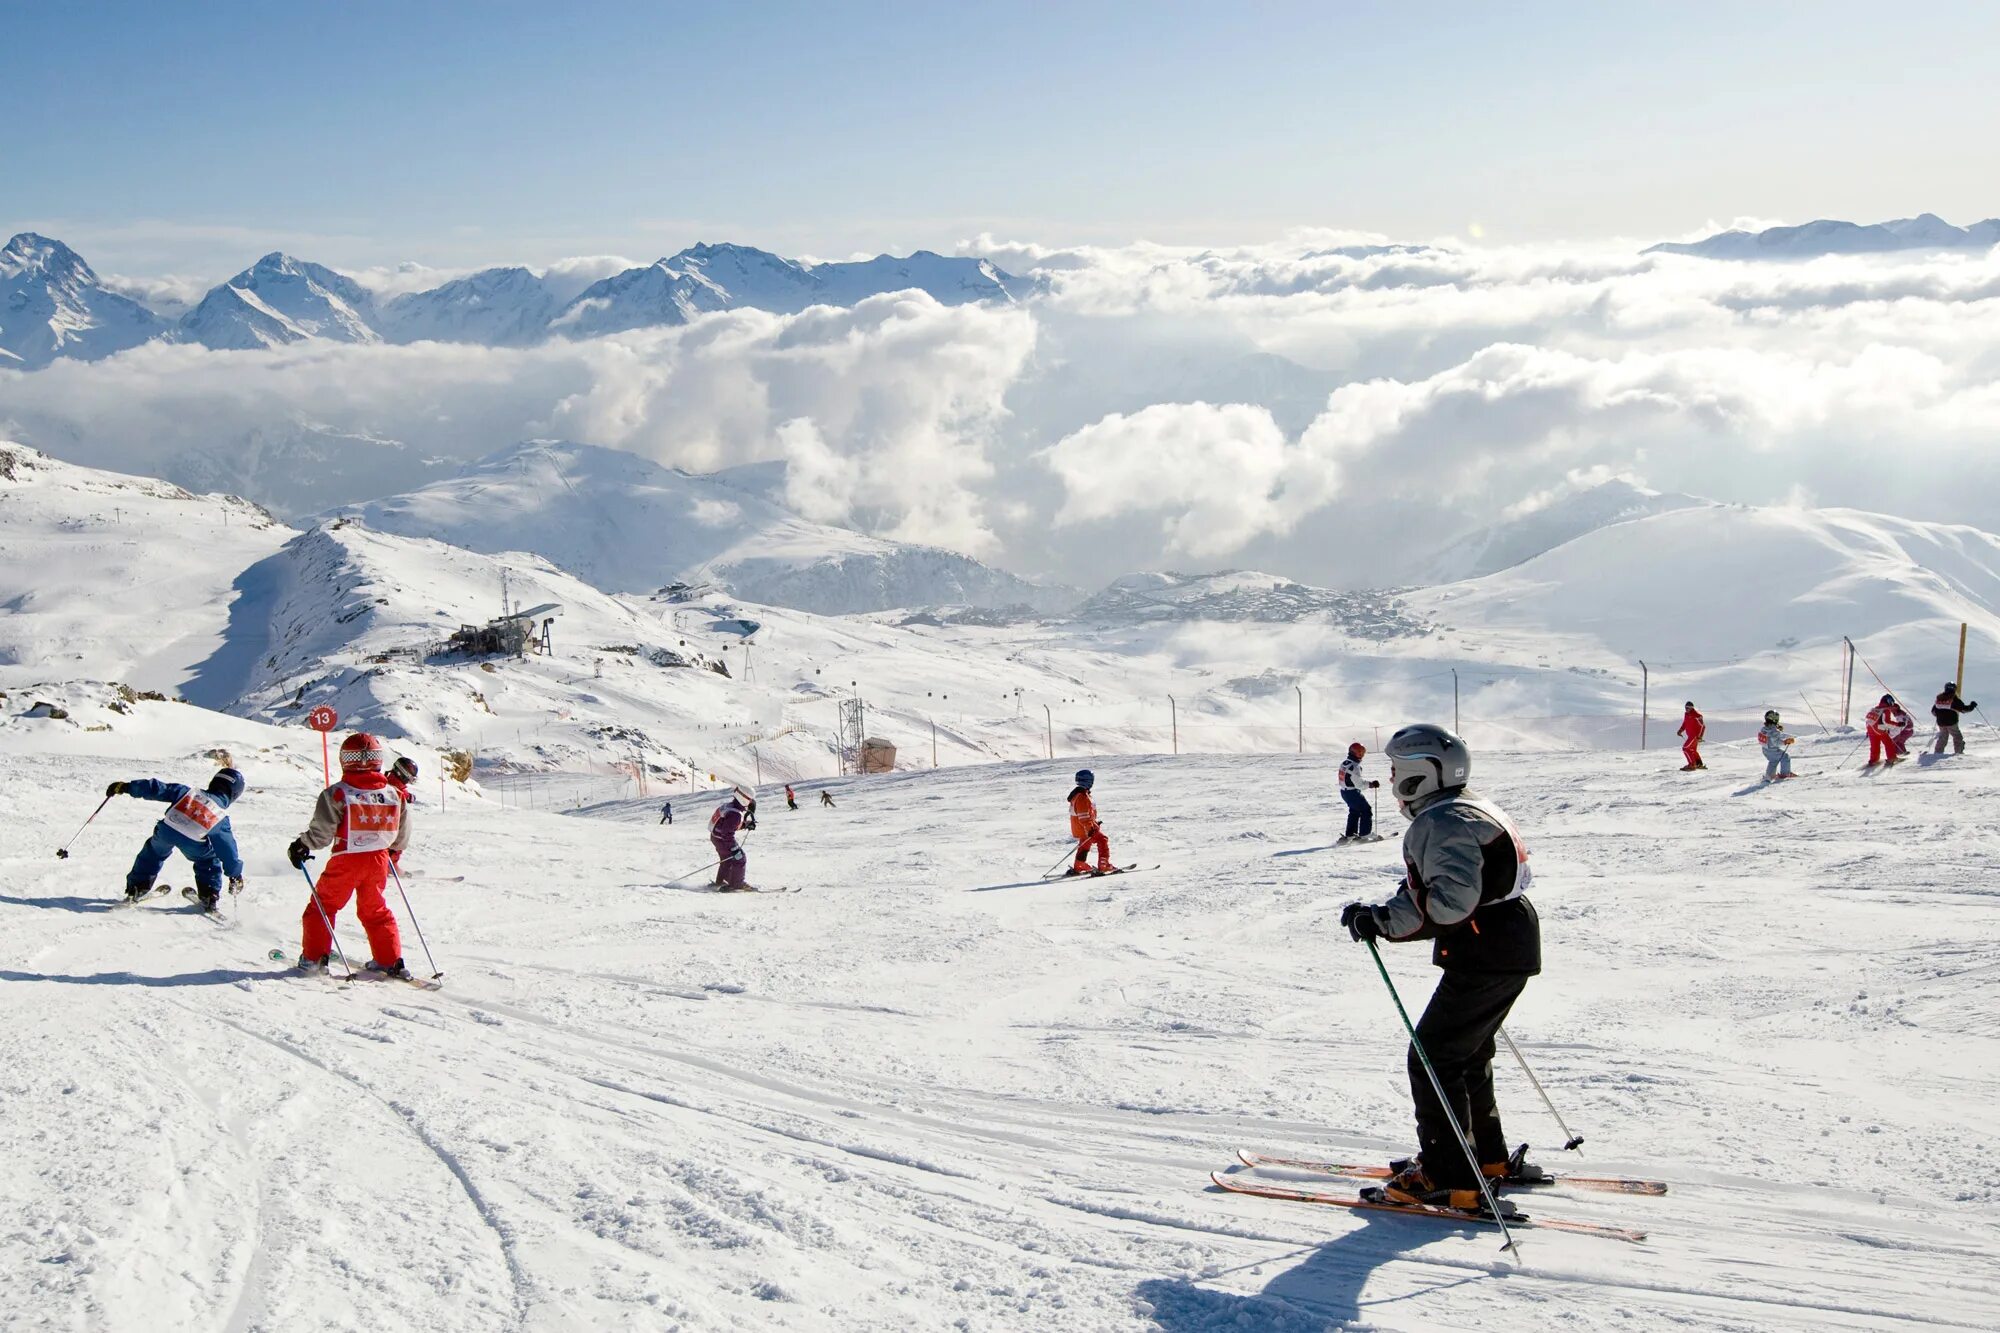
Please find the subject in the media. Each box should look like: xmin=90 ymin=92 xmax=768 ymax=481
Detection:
xmin=297 ymin=772 xmax=407 ymax=966
xmin=1068 ymin=787 xmax=1110 ymax=871
xmin=1678 ymin=708 xmax=1705 ymax=767
xmin=1866 ymin=703 xmax=1912 ymax=765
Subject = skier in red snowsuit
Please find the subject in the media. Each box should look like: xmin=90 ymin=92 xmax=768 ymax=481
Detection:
xmin=1065 ymin=769 xmax=1113 ymax=876
xmin=1677 ymin=702 xmax=1706 ymax=771
xmin=288 ymin=732 xmax=411 ymax=977
xmin=1866 ymin=695 xmax=1913 ymax=767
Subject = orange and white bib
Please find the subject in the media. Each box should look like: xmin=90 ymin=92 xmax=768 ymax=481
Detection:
xmin=162 ymin=790 xmax=225 ymax=842
xmin=336 ymin=783 xmax=402 ymax=855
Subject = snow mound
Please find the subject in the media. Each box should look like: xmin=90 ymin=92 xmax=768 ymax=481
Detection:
xmin=330 ymin=441 xmax=1076 ymax=615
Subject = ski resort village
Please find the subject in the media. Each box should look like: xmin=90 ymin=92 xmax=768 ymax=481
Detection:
xmin=7 ymin=7 xmax=2000 ymax=1330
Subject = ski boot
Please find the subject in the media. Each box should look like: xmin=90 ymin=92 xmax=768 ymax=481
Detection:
xmin=365 ymin=958 xmax=412 ymax=980
xmin=123 ymin=883 xmax=154 ymax=903
xmin=197 ymin=889 xmax=221 ymax=914
xmin=1335 ymin=834 xmax=1354 ymax=844
xmin=1062 ymin=865 xmax=1089 ymax=878
xmin=1362 ymin=1161 xmax=1518 ymax=1216
xmin=1483 ymin=1143 xmax=1549 ymax=1186
xmin=296 ymin=954 xmax=331 ymax=974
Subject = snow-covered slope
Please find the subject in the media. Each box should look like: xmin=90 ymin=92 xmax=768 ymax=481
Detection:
xmin=1077 ymin=570 xmax=1426 ymax=635
xmin=329 ymin=441 xmax=1077 ymax=615
xmin=4 ymin=717 xmax=1997 ymax=1330
xmin=1419 ymin=479 xmax=1708 ymax=583
xmin=0 ymin=232 xmax=167 ymax=368
xmin=165 ymin=423 xmax=460 ymax=518
xmin=376 ymin=266 xmax=560 ymax=346
xmin=0 ymin=443 xmax=289 ymax=691
xmin=1648 ymin=213 xmax=2000 ymax=259
xmin=172 ymin=253 xmax=381 ymax=349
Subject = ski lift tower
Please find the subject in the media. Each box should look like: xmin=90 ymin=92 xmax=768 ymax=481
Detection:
xmin=838 ymin=696 xmax=867 ymax=776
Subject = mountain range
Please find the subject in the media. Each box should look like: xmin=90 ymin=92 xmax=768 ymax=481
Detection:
xmin=1648 ymin=213 xmax=2000 ymax=260
xmin=0 ymin=233 xmax=1021 ymax=367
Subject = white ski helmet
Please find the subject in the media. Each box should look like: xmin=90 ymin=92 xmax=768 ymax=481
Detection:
xmin=1385 ymin=723 xmax=1471 ymax=812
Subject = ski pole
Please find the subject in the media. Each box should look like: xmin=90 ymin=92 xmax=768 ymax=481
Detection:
xmin=665 ymin=856 xmax=723 ymax=886
xmin=1497 ymin=1026 xmax=1584 ymax=1152
xmin=298 ymin=862 xmax=358 ymax=980
xmin=1045 ymin=839 xmax=1086 ymax=878
xmin=56 ymin=794 xmax=113 ymax=860
xmin=388 ymin=862 xmax=444 ymax=980
xmin=1364 ymin=938 xmax=1522 ymax=1258
xmin=1798 ymin=692 xmax=1831 ymax=736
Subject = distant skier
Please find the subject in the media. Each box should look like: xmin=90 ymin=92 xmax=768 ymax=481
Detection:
xmin=1677 ymin=701 xmax=1706 ymax=771
xmin=385 ymin=756 xmax=418 ymax=869
xmin=785 ymin=783 xmax=799 ymax=811
xmin=107 ymin=767 xmax=246 ymax=912
xmin=659 ymin=799 xmax=673 ymax=826
xmin=1932 ymin=682 xmax=1978 ymax=755
xmin=1865 ymin=695 xmax=1911 ymax=767
xmin=1759 ymin=709 xmax=1796 ymax=779
xmin=819 ymin=789 xmax=836 ymax=808
xmin=287 ymin=733 xmax=412 ymax=977
xmin=1065 ymin=769 xmax=1115 ymax=876
xmin=709 ymin=786 xmax=757 ymax=890
xmin=1337 ymin=742 xmax=1380 ymax=842
xmin=1338 ymin=724 xmax=1542 ymax=1212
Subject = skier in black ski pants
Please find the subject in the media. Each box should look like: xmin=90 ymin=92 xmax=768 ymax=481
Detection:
xmin=1341 ymin=723 xmax=1542 ymax=1212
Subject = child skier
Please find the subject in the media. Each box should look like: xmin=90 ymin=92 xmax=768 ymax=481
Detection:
xmin=1065 ymin=769 xmax=1114 ymax=876
xmin=785 ymin=783 xmax=799 ymax=811
xmin=1337 ymin=742 xmax=1380 ymax=842
xmin=659 ymin=800 xmax=673 ymax=826
xmin=1677 ymin=701 xmax=1706 ymax=771
xmin=1759 ymin=709 xmax=1796 ymax=779
xmin=1338 ymin=724 xmax=1543 ymax=1213
xmin=287 ymin=732 xmax=411 ymax=977
xmin=1866 ymin=695 xmax=1911 ymax=767
xmin=107 ymin=767 xmax=246 ymax=912
xmin=819 ymin=789 xmax=836 ymax=808
xmin=709 ymin=786 xmax=757 ymax=890
xmin=1932 ymin=682 xmax=1978 ymax=755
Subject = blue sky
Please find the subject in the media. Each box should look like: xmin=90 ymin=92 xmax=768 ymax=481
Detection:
xmin=7 ymin=0 xmax=1998 ymax=276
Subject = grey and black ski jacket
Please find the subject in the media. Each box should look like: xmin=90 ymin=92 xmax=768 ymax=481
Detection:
xmin=1376 ymin=787 xmax=1541 ymax=974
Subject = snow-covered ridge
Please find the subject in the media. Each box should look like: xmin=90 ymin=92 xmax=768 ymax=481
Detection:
xmin=1 ymin=233 xmax=1023 ymax=362
xmin=328 ymin=441 xmax=1078 ymax=616
xmin=1418 ymin=478 xmax=1708 ymax=583
xmin=1075 ymin=570 xmax=1427 ymax=635
xmin=1648 ymin=212 xmax=2000 ymax=260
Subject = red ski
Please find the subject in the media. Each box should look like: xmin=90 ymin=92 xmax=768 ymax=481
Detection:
xmin=1236 ymin=1149 xmax=1668 ymax=1195
xmin=1210 ymin=1171 xmax=1648 ymax=1244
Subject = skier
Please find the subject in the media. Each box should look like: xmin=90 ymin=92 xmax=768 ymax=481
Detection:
xmin=106 ymin=767 xmax=247 ymax=912
xmin=1759 ymin=709 xmax=1796 ymax=779
xmin=1677 ymin=701 xmax=1706 ymax=771
xmin=1932 ymin=682 xmax=1979 ymax=755
xmin=785 ymin=783 xmax=799 ymax=811
xmin=1065 ymin=769 xmax=1113 ymax=876
xmin=708 ymin=786 xmax=757 ymax=891
xmin=385 ymin=756 xmax=417 ymax=868
xmin=1337 ymin=742 xmax=1380 ymax=842
xmin=286 ymin=732 xmax=411 ymax=977
xmin=659 ymin=799 xmax=673 ymax=826
xmin=1338 ymin=724 xmax=1542 ymax=1212
xmin=1865 ymin=695 xmax=1910 ymax=767
xmin=819 ymin=789 xmax=836 ymax=808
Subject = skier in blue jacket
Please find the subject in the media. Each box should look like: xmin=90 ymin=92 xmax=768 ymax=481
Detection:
xmin=107 ymin=767 xmax=246 ymax=912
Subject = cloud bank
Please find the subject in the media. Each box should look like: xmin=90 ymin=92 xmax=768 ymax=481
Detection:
xmin=7 ymin=232 xmax=2000 ymax=586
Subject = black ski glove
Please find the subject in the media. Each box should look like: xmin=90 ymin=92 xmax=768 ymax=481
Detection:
xmin=1368 ymin=780 xmax=1380 ymax=789
xmin=743 ymin=815 xmax=758 ymax=831
xmin=1341 ymin=902 xmax=1384 ymax=943
xmin=287 ymin=839 xmax=313 ymax=869
xmin=228 ymin=876 xmax=246 ymax=895
xmin=105 ymin=781 xmax=128 ymax=797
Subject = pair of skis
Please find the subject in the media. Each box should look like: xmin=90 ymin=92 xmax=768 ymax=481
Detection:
xmin=112 ymin=884 xmax=233 ymax=927
xmin=1216 ymin=1150 xmax=1660 ymax=1243
xmin=1040 ymin=863 xmax=1156 ymax=881
xmin=265 ymin=948 xmax=444 ymax=991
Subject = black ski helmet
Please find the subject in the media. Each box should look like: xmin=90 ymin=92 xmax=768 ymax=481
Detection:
xmin=1763 ymin=709 xmax=1780 ymax=725
xmin=1684 ymin=700 xmax=1697 ymax=710
xmin=207 ymin=767 xmax=245 ymax=803
xmin=1880 ymin=693 xmax=1895 ymax=707
xmin=1945 ymin=681 xmax=1958 ymax=692
xmin=1074 ymin=769 xmax=1095 ymax=789
xmin=391 ymin=755 xmax=418 ymax=782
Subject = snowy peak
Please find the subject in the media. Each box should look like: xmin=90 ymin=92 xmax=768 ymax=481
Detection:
xmin=0 ymin=231 xmax=167 ymax=368
xmin=173 ymin=251 xmax=380 ymax=349
xmin=807 ymin=250 xmax=1017 ymax=306
xmin=1076 ymin=569 xmax=1424 ymax=633
xmin=1649 ymin=214 xmax=2000 ymax=260
xmin=378 ymin=266 xmax=558 ymax=346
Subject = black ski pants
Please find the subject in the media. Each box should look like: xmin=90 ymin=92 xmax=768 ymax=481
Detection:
xmin=1408 ymin=969 xmax=1531 ymax=1188
xmin=1341 ymin=788 xmax=1372 ymax=838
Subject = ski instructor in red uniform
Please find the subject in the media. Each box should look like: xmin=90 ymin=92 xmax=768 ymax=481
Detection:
xmin=288 ymin=732 xmax=413 ymax=978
